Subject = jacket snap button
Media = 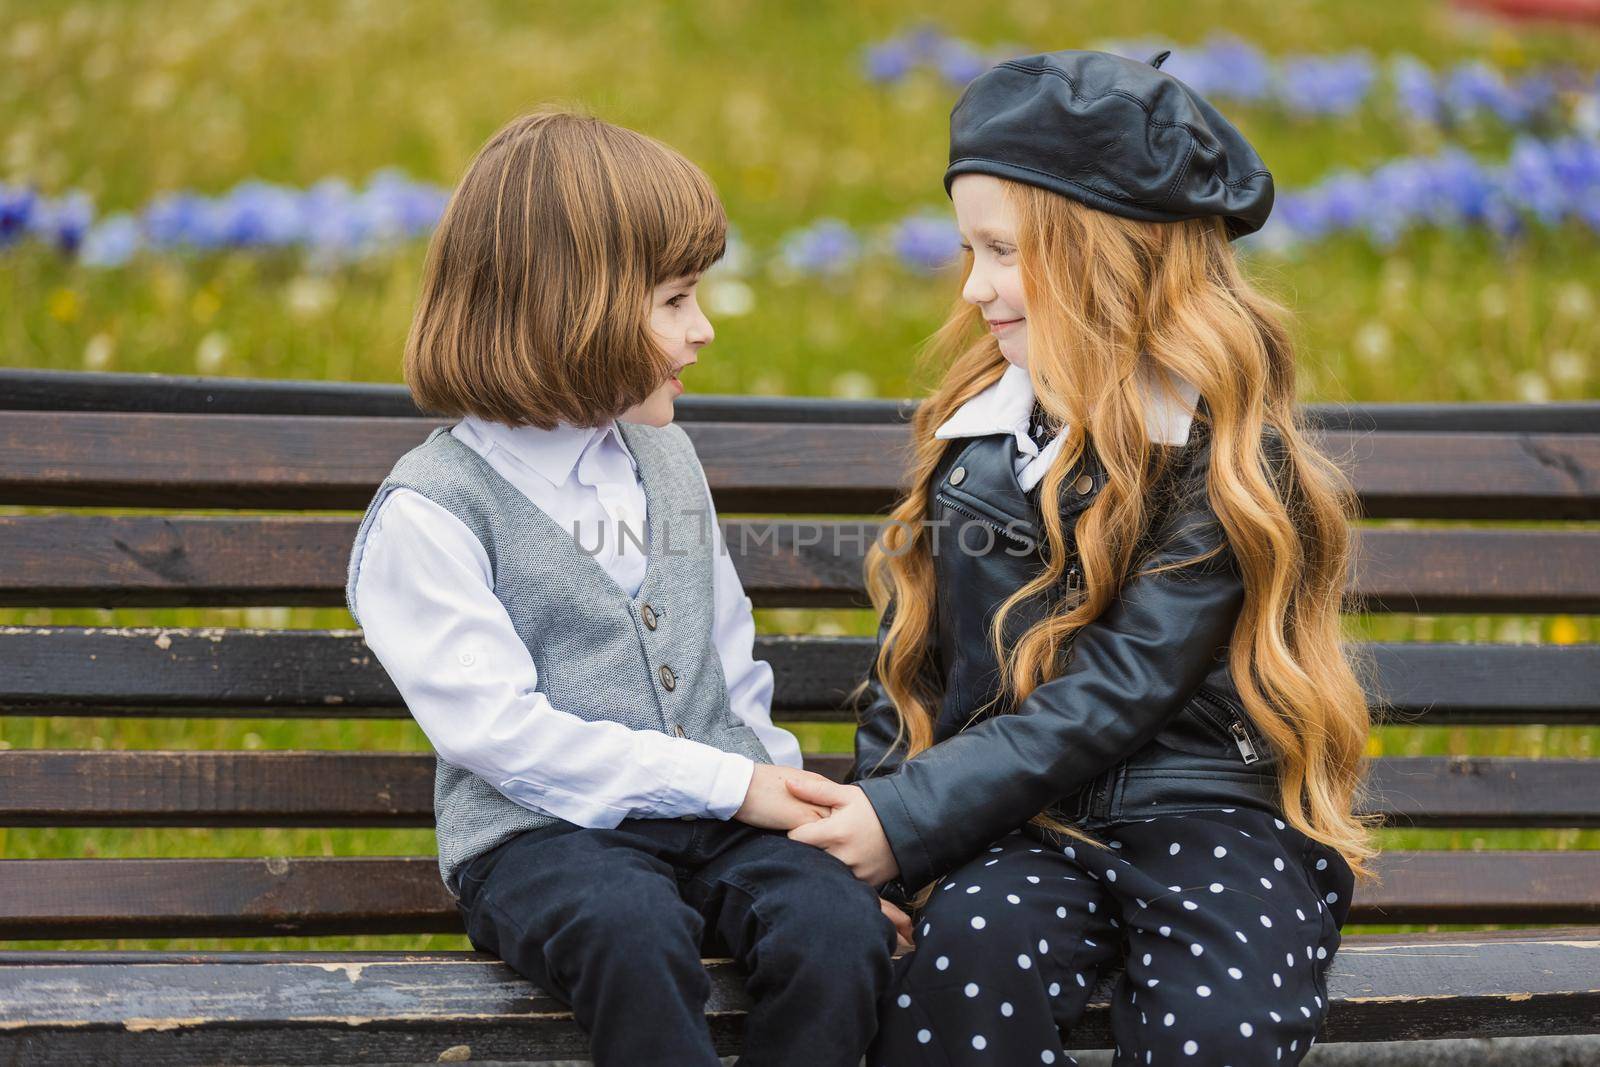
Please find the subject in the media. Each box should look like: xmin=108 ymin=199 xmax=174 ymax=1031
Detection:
xmin=659 ymin=664 xmax=677 ymax=691
xmin=642 ymin=604 xmax=657 ymax=630
xmin=1074 ymin=473 xmax=1095 ymax=496
xmin=949 ymin=466 xmax=967 ymax=486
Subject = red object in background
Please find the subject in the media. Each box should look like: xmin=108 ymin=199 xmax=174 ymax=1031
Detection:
xmin=1452 ymin=0 xmax=1600 ymax=24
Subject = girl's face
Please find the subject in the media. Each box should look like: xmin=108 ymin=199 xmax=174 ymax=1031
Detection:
xmin=951 ymin=174 xmax=1028 ymax=368
xmin=623 ymin=273 xmax=714 ymax=427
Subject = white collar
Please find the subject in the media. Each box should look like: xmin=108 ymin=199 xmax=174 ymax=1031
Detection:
xmin=458 ymin=414 xmax=639 ymax=488
xmin=933 ymin=361 xmax=1201 ymax=454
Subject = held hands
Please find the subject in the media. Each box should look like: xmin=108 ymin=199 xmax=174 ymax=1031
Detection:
xmin=881 ymin=898 xmax=915 ymax=952
xmin=732 ymin=764 xmax=834 ymax=831
xmin=783 ymin=777 xmax=900 ymax=887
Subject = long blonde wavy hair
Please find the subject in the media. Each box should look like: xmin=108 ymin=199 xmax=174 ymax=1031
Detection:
xmin=861 ymin=179 xmax=1380 ymax=883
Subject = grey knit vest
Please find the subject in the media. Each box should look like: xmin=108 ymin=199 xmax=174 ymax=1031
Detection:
xmin=345 ymin=419 xmax=774 ymax=896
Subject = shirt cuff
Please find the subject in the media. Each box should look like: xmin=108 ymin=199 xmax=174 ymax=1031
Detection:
xmin=702 ymin=751 xmax=757 ymax=820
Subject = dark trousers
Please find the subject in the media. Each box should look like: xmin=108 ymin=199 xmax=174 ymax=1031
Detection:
xmin=455 ymin=816 xmax=898 ymax=1067
xmin=870 ymin=808 xmax=1356 ymax=1066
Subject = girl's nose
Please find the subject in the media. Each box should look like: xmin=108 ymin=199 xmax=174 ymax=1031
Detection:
xmin=962 ymin=267 xmax=995 ymax=307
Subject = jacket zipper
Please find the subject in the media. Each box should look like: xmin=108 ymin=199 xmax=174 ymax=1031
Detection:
xmin=1193 ymin=688 xmax=1260 ymax=765
xmin=937 ymin=492 xmax=1037 ymax=551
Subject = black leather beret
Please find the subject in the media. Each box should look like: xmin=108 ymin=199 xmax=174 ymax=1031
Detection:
xmin=944 ymin=49 xmax=1273 ymax=239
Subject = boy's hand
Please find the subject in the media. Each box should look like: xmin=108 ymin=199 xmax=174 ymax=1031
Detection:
xmin=733 ymin=764 xmax=834 ymax=831
xmin=784 ymin=778 xmax=900 ymax=886
xmin=881 ymin=898 xmax=914 ymax=952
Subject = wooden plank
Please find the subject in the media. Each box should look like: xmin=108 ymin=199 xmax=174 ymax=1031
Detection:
xmin=3 ymin=629 xmax=1597 ymax=725
xmin=2 ymin=752 xmax=1596 ymax=829
xmin=1 ymin=932 xmax=1599 ymax=1061
xmin=8 ymin=367 xmax=1600 ymax=433
xmin=0 ymin=851 xmax=1592 ymax=939
xmin=1 ymin=411 xmax=1598 ymax=518
xmin=2 ymin=516 xmax=1596 ymax=612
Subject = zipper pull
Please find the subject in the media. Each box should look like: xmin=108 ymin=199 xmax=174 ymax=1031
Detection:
xmin=1229 ymin=719 xmax=1260 ymax=764
xmin=1065 ymin=563 xmax=1083 ymax=591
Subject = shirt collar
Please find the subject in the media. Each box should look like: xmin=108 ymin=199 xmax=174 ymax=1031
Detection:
xmin=932 ymin=361 xmax=1201 ymax=451
xmin=459 ymin=414 xmax=639 ymax=487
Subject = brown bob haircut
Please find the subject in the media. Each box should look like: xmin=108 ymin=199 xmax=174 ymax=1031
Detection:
xmin=404 ymin=109 xmax=727 ymax=428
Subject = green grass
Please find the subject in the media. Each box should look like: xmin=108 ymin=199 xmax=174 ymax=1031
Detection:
xmin=1 ymin=0 xmax=1596 ymax=950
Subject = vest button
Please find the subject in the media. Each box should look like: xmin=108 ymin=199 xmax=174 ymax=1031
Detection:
xmin=642 ymin=604 xmax=658 ymax=630
xmin=659 ymin=664 xmax=677 ymax=691
xmin=1074 ymin=473 xmax=1095 ymax=496
xmin=949 ymin=466 xmax=967 ymax=486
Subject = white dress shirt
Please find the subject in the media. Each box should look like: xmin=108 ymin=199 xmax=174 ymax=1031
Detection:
xmin=351 ymin=413 xmax=803 ymax=830
xmin=933 ymin=362 xmax=1201 ymax=489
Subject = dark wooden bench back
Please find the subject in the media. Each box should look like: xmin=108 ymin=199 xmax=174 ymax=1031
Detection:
xmin=1 ymin=368 xmax=1597 ymax=942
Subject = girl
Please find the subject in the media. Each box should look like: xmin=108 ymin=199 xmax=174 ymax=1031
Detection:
xmin=787 ymin=50 xmax=1377 ymax=1065
xmin=345 ymin=110 xmax=896 ymax=1066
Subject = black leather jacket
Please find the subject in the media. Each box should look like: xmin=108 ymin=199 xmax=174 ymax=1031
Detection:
xmin=850 ymin=423 xmax=1281 ymax=893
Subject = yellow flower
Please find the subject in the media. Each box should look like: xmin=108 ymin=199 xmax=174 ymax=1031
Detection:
xmin=47 ymin=287 xmax=80 ymax=322
xmin=1550 ymin=616 xmax=1580 ymax=645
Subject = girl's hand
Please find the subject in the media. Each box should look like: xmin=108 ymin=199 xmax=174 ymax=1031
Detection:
xmin=881 ymin=898 xmax=915 ymax=952
xmin=783 ymin=777 xmax=900 ymax=886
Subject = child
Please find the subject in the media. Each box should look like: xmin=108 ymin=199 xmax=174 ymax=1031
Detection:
xmin=784 ymin=51 xmax=1375 ymax=1065
xmin=345 ymin=110 xmax=896 ymax=1067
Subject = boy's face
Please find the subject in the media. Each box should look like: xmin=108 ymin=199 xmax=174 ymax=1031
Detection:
xmin=952 ymin=174 xmax=1028 ymax=368
xmin=622 ymin=273 xmax=713 ymax=427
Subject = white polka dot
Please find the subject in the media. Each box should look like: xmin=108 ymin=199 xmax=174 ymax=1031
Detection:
xmin=1042 ymin=1053 xmax=1056 ymax=1064
xmin=1087 ymin=902 xmax=1096 ymax=913
xmin=1017 ymin=954 xmax=1033 ymax=970
xmin=1241 ymin=1022 xmax=1254 ymax=1037
xmin=1270 ymin=1011 xmax=1282 ymax=1022
xmin=1163 ymin=1012 xmax=1175 ymax=1026
xmin=1296 ymin=909 xmax=1306 ymax=921
xmin=1064 ymin=846 xmax=1076 ymax=859
xmin=1272 ymin=973 xmax=1282 ymax=988
xmin=1190 ymin=943 xmax=1204 ymax=957
xmin=1048 ymin=982 xmax=1061 ymax=996
xmin=1038 ymin=939 xmax=1049 ymax=954
xmin=1197 ymin=985 xmax=1212 ymax=997
xmin=1301 ymin=1006 xmax=1311 ymax=1018
xmin=897 ymin=994 xmax=911 ymax=1008
xmin=1274 ymin=818 xmax=1286 ymax=829
xmin=989 ymin=846 xmax=1003 ymax=852
xmin=1136 ymin=898 xmax=1148 ymax=909
xmin=1260 ymin=877 xmax=1273 ymax=889
xmin=1159 ymin=925 xmax=1172 ymax=937
xmin=1084 ymin=939 xmax=1098 ymax=948
xmin=1286 ymin=952 xmax=1296 ymax=967
xmin=1260 ymin=915 xmax=1273 ymax=928
xmin=1306 ymin=946 xmax=1314 ymax=960
xmin=1076 ymin=972 xmax=1086 ymax=986
xmin=1184 ymin=1039 xmax=1199 ymax=1055
xmin=1183 ymin=900 xmax=1199 ymax=911
xmin=1235 ymin=930 xmax=1249 ymax=943
xmin=1228 ymin=967 xmax=1243 ymax=980
xmin=971 ymin=916 xmax=987 ymax=930
xmin=1056 ymin=906 xmax=1067 ymax=918
xmin=972 ymin=1035 xmax=987 ymax=1050
xmin=936 ymin=955 xmax=950 ymax=971
xmin=966 ymin=885 xmax=981 ymax=894
xmin=1326 ymin=892 xmax=1339 ymax=904
xmin=1110 ymin=840 xmax=1123 ymax=849
xmin=965 ymin=982 xmax=980 ymax=998
xmin=1274 ymin=857 xmax=1285 ymax=871
xmin=985 ymin=859 xmax=998 ymax=867
xmin=1143 ymin=953 xmax=1153 ymax=966
xmin=1147 ymin=978 xmax=1160 ymax=988
xmin=1209 ymin=882 xmax=1224 ymax=893
xmin=1027 ymin=875 xmax=1041 ymax=884
xmin=1007 ymin=894 xmax=1021 ymax=904
xmin=1170 ymin=842 xmax=1182 ymax=855
xmin=923 ymin=923 xmax=931 ymax=936
xmin=1317 ymin=946 xmax=1328 ymax=959
xmin=1316 ymin=858 xmax=1328 ymax=870
xmin=917 ymin=1029 xmax=932 ymax=1043
xmin=1213 ymin=846 xmax=1228 ymax=858
xmin=1105 ymin=869 xmax=1117 ymax=882
xmin=1002 ymin=1001 xmax=1014 ymax=1017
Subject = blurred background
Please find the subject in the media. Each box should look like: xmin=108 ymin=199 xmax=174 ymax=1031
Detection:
xmin=1 ymin=0 xmax=1597 ymax=951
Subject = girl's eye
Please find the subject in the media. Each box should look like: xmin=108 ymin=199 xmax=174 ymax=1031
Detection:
xmin=667 ymin=294 xmax=688 ymax=308
xmin=991 ymin=244 xmax=1015 ymax=257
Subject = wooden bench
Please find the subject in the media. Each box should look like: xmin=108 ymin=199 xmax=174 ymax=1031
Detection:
xmin=1 ymin=367 xmax=1597 ymax=1063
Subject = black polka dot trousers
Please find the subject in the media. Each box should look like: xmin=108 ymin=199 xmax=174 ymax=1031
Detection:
xmin=870 ymin=808 xmax=1355 ymax=1066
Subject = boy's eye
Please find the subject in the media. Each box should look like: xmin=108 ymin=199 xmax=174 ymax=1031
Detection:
xmin=667 ymin=293 xmax=688 ymax=308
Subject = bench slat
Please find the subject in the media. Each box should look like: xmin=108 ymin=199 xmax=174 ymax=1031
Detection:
xmin=3 ymin=629 xmax=1596 ymax=724
xmin=0 ymin=852 xmax=1593 ymax=938
xmin=2 ymin=930 xmax=1599 ymax=1057
xmin=3 ymin=516 xmax=1596 ymax=612
xmin=2 ymin=411 xmax=1597 ymax=519
xmin=1 ymin=751 xmax=1595 ymax=828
